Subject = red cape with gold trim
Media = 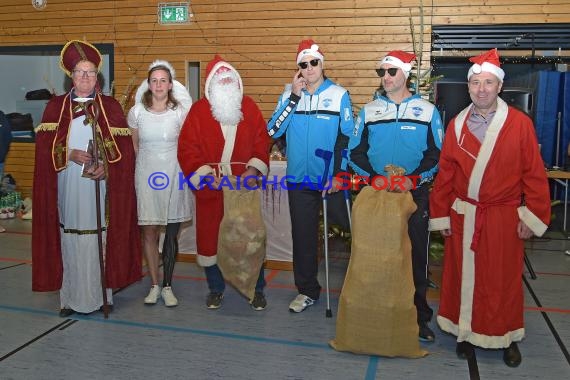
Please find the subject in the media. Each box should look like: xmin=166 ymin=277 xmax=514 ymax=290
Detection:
xmin=32 ymin=93 xmax=142 ymax=291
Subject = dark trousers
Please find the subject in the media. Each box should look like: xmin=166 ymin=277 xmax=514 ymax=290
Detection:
xmin=409 ymin=186 xmax=434 ymax=324
xmin=287 ymin=184 xmax=350 ymax=300
xmin=204 ymin=263 xmax=266 ymax=294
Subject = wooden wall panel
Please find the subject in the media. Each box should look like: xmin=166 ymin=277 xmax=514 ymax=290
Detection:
xmin=1 ymin=0 xmax=568 ymax=113
xmin=1 ymin=0 xmax=569 ymax=198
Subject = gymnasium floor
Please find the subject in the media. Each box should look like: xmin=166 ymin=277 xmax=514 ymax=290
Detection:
xmin=0 ymin=212 xmax=569 ymax=380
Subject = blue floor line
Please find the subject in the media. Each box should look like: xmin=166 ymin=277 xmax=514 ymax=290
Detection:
xmin=365 ymin=356 xmax=379 ymax=380
xmin=0 ymin=304 xmax=59 ymax=317
xmin=0 ymin=304 xmax=330 ymax=350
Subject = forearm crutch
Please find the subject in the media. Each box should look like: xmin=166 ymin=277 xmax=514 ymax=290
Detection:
xmin=315 ymin=148 xmax=333 ymax=318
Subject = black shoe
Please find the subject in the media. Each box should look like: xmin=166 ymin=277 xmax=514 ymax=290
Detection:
xmin=250 ymin=292 xmax=267 ymax=311
xmin=59 ymin=308 xmax=75 ymax=318
xmin=206 ymin=292 xmax=224 ymax=309
xmin=503 ymin=342 xmax=522 ymax=367
xmin=456 ymin=341 xmax=474 ymax=359
xmin=418 ymin=322 xmax=435 ymax=342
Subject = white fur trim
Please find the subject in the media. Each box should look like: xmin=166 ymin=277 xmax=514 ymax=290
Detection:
xmin=380 ymin=55 xmax=413 ymax=78
xmin=517 ymin=206 xmax=548 ymax=237
xmin=247 ymin=157 xmax=269 ymax=176
xmin=205 ymin=61 xmax=243 ymax=101
xmin=296 ymin=44 xmax=324 ymax=64
xmin=197 ymin=253 xmax=217 ymax=267
xmin=149 ymin=59 xmax=175 ymax=79
xmin=189 ymin=165 xmax=215 ymax=187
xmin=219 ymin=124 xmax=237 ymax=176
xmin=428 ymin=216 xmax=450 ymax=231
xmin=468 ymin=61 xmax=505 ymax=82
xmin=443 ymin=197 xmax=477 ymax=336
xmin=437 ymin=316 xmax=524 ymax=349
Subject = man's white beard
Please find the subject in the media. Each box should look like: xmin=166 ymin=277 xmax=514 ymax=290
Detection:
xmin=209 ymin=74 xmax=243 ymax=126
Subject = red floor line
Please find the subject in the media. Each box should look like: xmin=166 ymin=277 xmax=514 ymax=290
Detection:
xmin=264 ymin=269 xmax=280 ymax=283
xmin=0 ymin=257 xmax=32 ymax=264
xmin=173 ymin=272 xmax=344 ymax=293
xmin=0 ymin=230 xmax=32 ymax=236
xmin=266 ymin=282 xmax=342 ymax=294
xmin=8 ymin=261 xmax=566 ymax=307
xmin=534 ymin=271 xmax=570 ymax=277
xmin=173 ymin=269 xmax=281 ymax=283
xmin=524 ymin=306 xmax=570 ymax=314
xmin=173 ymin=274 xmax=206 ymax=281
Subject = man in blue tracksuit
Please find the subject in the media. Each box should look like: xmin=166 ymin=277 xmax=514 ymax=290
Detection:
xmin=267 ymin=39 xmax=354 ymax=313
xmin=349 ymin=50 xmax=444 ymax=342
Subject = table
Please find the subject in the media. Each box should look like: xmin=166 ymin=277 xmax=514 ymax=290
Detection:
xmin=547 ymin=170 xmax=570 ymax=231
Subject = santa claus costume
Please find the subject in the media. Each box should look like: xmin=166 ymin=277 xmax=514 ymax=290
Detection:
xmin=429 ymin=49 xmax=550 ymax=365
xmin=177 ymin=55 xmax=269 ymax=309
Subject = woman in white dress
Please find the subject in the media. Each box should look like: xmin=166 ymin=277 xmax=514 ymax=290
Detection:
xmin=128 ymin=60 xmax=193 ymax=307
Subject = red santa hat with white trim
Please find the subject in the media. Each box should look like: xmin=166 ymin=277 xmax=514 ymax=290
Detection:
xmin=467 ymin=48 xmax=505 ymax=82
xmin=379 ymin=50 xmax=416 ymax=78
xmin=204 ymin=54 xmax=243 ymax=100
xmin=296 ymin=39 xmax=325 ymax=64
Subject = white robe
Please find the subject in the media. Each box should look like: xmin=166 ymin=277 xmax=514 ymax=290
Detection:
xmin=57 ymin=115 xmax=112 ymax=313
xmin=128 ymin=104 xmax=192 ymax=225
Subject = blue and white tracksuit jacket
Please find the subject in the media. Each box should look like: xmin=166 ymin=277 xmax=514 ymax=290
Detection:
xmin=348 ymin=93 xmax=444 ymax=186
xmin=267 ymin=78 xmax=354 ymax=185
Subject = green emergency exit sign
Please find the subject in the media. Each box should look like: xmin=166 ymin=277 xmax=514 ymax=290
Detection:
xmin=158 ymin=2 xmax=190 ymax=24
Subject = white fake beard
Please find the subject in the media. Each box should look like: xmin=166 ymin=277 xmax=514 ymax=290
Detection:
xmin=209 ymin=73 xmax=243 ymax=126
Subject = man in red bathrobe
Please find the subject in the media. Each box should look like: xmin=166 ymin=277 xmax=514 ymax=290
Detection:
xmin=429 ymin=48 xmax=550 ymax=367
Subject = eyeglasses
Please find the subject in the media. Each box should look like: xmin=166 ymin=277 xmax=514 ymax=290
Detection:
xmin=376 ymin=68 xmax=399 ymax=77
xmin=73 ymin=70 xmax=98 ymax=78
xmin=298 ymin=59 xmax=320 ymax=69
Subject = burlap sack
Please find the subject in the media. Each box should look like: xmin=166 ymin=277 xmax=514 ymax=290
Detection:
xmin=330 ymin=186 xmax=428 ymax=358
xmin=217 ymin=176 xmax=266 ymax=301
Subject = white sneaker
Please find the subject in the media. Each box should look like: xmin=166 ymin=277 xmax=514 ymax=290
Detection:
xmin=288 ymin=294 xmax=315 ymax=313
xmin=144 ymin=285 xmax=161 ymax=304
xmin=161 ymin=286 xmax=178 ymax=307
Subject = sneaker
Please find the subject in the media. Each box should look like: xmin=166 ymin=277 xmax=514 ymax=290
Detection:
xmin=418 ymin=322 xmax=435 ymax=342
xmin=250 ymin=292 xmax=267 ymax=311
xmin=161 ymin=286 xmax=178 ymax=307
xmin=206 ymin=292 xmax=224 ymax=309
xmin=288 ymin=294 xmax=315 ymax=313
xmin=144 ymin=285 xmax=161 ymax=304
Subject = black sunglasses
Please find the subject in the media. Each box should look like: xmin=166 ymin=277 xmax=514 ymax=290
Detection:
xmin=376 ymin=68 xmax=399 ymax=77
xmin=298 ymin=59 xmax=320 ymax=69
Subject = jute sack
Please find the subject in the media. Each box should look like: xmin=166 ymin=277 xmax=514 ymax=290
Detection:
xmin=217 ymin=176 xmax=266 ymax=301
xmin=330 ymin=186 xmax=427 ymax=358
